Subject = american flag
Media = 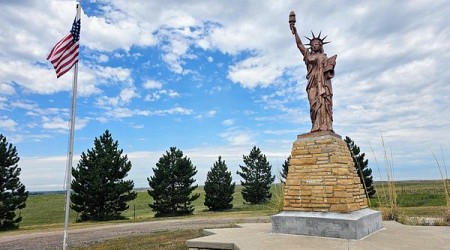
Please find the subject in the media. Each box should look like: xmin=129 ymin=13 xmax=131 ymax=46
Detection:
xmin=47 ymin=16 xmax=81 ymax=78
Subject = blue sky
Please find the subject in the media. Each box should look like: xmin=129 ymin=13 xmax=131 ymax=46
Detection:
xmin=1 ymin=0 xmax=449 ymax=191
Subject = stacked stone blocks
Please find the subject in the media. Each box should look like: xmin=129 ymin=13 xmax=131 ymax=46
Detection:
xmin=283 ymin=131 xmax=368 ymax=213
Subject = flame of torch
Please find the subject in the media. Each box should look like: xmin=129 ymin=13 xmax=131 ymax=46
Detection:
xmin=289 ymin=11 xmax=296 ymax=34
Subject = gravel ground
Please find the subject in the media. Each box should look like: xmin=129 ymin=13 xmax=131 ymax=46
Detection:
xmin=0 ymin=216 xmax=270 ymax=250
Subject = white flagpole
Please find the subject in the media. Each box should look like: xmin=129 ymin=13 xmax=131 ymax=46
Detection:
xmin=63 ymin=3 xmax=80 ymax=250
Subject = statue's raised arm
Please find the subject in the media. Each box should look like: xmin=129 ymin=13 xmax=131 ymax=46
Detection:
xmin=289 ymin=11 xmax=307 ymax=57
xmin=289 ymin=10 xmax=337 ymax=133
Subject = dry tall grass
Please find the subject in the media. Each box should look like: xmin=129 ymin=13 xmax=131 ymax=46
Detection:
xmin=432 ymin=147 xmax=450 ymax=225
xmin=371 ymin=134 xmax=399 ymax=221
xmin=270 ymin=180 xmax=285 ymax=213
xmin=381 ymin=135 xmax=398 ymax=220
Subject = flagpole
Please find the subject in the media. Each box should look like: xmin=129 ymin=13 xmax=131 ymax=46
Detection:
xmin=63 ymin=3 xmax=80 ymax=250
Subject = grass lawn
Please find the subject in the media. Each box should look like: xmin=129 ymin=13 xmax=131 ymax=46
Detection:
xmin=3 ymin=180 xmax=449 ymax=249
xmin=4 ymin=180 xmax=447 ymax=231
xmin=14 ymin=185 xmax=279 ymax=232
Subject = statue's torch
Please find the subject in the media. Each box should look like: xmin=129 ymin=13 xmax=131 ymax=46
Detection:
xmin=289 ymin=11 xmax=296 ymax=34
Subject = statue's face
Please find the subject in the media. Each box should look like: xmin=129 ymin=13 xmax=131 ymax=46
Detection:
xmin=311 ymin=40 xmax=322 ymax=52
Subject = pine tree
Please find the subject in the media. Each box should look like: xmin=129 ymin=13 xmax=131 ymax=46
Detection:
xmin=204 ymin=156 xmax=235 ymax=211
xmin=0 ymin=134 xmax=28 ymax=230
xmin=148 ymin=147 xmax=200 ymax=217
xmin=237 ymin=146 xmax=275 ymax=204
xmin=71 ymin=130 xmax=137 ymax=221
xmin=344 ymin=136 xmax=376 ymax=198
xmin=280 ymin=156 xmax=291 ymax=183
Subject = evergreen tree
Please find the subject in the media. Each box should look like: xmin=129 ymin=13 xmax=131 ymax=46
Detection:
xmin=280 ymin=156 xmax=291 ymax=183
xmin=237 ymin=146 xmax=275 ymax=204
xmin=148 ymin=147 xmax=200 ymax=217
xmin=344 ymin=136 xmax=376 ymax=198
xmin=204 ymin=156 xmax=235 ymax=211
xmin=71 ymin=130 xmax=137 ymax=221
xmin=0 ymin=134 xmax=28 ymax=230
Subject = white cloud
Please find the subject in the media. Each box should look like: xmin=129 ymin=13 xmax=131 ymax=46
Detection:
xmin=11 ymin=101 xmax=38 ymax=111
xmin=0 ymin=59 xmax=132 ymax=97
xmin=158 ymin=28 xmax=200 ymax=74
xmin=144 ymin=89 xmax=179 ymax=102
xmin=0 ymin=83 xmax=16 ymax=95
xmin=157 ymin=107 xmax=193 ymax=115
xmin=98 ymin=105 xmax=194 ymax=119
xmin=144 ymin=93 xmax=161 ymax=102
xmin=41 ymin=116 xmax=68 ymax=131
xmin=0 ymin=116 xmax=17 ymax=131
xmin=165 ymin=89 xmax=180 ymax=98
xmin=96 ymin=96 xmax=118 ymax=107
xmin=28 ymin=134 xmax=53 ymax=142
xmin=222 ymin=119 xmax=235 ymax=126
xmin=229 ymin=133 xmax=253 ymax=145
xmin=228 ymin=55 xmax=284 ymax=88
xmin=41 ymin=115 xmax=88 ymax=132
xmin=97 ymin=54 xmax=109 ymax=63
xmin=119 ymin=88 xmax=139 ymax=103
xmin=93 ymin=65 xmax=132 ymax=85
xmin=220 ymin=128 xmax=255 ymax=146
xmin=130 ymin=124 xmax=145 ymax=129
xmin=0 ymin=60 xmax=73 ymax=94
xmin=82 ymin=12 xmax=157 ymax=52
xmin=207 ymin=110 xmax=217 ymax=117
xmin=95 ymin=87 xmax=138 ymax=109
xmin=196 ymin=109 xmax=217 ymax=119
xmin=0 ymin=97 xmax=7 ymax=110
xmin=96 ymin=116 xmax=108 ymax=123
xmin=143 ymin=80 xmax=163 ymax=89
xmin=101 ymin=107 xmax=148 ymax=119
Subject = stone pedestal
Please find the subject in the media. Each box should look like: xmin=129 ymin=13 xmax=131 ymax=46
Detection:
xmin=272 ymin=131 xmax=383 ymax=239
xmin=283 ymin=131 xmax=368 ymax=212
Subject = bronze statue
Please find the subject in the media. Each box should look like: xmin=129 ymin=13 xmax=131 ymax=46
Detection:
xmin=289 ymin=11 xmax=336 ymax=132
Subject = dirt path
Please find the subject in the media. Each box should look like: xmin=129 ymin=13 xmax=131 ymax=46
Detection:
xmin=0 ymin=216 xmax=270 ymax=250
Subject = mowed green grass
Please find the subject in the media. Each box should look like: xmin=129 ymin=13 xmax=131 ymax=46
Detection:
xmin=4 ymin=180 xmax=449 ymax=249
xmin=14 ymin=185 xmax=280 ymax=231
xmin=370 ymin=180 xmax=449 ymax=207
xmin=369 ymin=180 xmax=449 ymax=217
xmin=10 ymin=180 xmax=450 ymax=232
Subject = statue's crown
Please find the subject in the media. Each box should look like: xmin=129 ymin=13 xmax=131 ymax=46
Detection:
xmin=305 ymin=31 xmax=330 ymax=46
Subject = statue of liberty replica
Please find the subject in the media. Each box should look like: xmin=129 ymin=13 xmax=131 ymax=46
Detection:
xmin=272 ymin=11 xmax=383 ymax=240
xmin=290 ymin=11 xmax=337 ymax=132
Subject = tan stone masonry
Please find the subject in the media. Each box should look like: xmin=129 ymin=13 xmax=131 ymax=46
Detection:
xmin=283 ymin=131 xmax=368 ymax=213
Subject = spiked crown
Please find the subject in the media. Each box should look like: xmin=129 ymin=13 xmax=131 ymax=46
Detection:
xmin=305 ymin=31 xmax=330 ymax=47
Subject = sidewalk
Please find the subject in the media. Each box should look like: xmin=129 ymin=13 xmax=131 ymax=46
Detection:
xmin=187 ymin=221 xmax=450 ymax=250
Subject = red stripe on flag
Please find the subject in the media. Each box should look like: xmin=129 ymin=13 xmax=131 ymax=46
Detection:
xmin=47 ymin=16 xmax=80 ymax=78
xmin=47 ymin=35 xmax=72 ymax=61
xmin=56 ymin=48 xmax=79 ymax=77
xmin=53 ymin=42 xmax=78 ymax=68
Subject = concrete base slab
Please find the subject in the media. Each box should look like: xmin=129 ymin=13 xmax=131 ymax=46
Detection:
xmin=186 ymin=221 xmax=450 ymax=250
xmin=272 ymin=208 xmax=383 ymax=239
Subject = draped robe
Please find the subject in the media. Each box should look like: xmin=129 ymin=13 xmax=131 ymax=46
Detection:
xmin=304 ymin=52 xmax=336 ymax=132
